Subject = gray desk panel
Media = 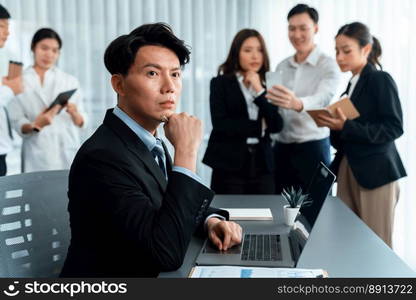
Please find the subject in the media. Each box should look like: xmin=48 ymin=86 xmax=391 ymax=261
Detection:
xmin=160 ymin=195 xmax=415 ymax=277
xmin=296 ymin=196 xmax=416 ymax=277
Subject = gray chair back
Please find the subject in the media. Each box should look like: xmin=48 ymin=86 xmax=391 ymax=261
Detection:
xmin=0 ymin=170 xmax=70 ymax=277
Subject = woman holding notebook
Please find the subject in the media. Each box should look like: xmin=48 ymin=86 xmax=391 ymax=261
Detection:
xmin=203 ymin=29 xmax=283 ymax=194
xmin=8 ymin=28 xmax=86 ymax=172
xmin=316 ymin=22 xmax=406 ymax=247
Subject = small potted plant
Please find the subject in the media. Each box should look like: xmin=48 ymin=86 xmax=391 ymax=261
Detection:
xmin=281 ymin=186 xmax=312 ymax=226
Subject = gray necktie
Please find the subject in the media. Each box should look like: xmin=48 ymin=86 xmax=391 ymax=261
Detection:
xmin=151 ymin=139 xmax=166 ymax=178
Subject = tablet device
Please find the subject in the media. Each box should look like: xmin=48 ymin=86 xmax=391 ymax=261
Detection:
xmin=47 ymin=89 xmax=77 ymax=112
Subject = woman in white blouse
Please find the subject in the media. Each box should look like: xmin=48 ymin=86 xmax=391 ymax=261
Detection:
xmin=8 ymin=28 xmax=86 ymax=172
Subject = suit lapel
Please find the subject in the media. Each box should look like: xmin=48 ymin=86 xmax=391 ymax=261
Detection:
xmin=103 ymin=110 xmax=167 ymax=191
xmin=229 ymin=75 xmax=250 ymax=119
xmin=350 ymin=63 xmax=374 ymax=104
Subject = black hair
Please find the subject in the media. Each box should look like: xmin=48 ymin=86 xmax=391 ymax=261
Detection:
xmin=218 ymin=29 xmax=270 ymax=83
xmin=287 ymin=4 xmax=319 ymax=23
xmin=104 ymin=22 xmax=190 ymax=75
xmin=31 ymin=28 xmax=62 ymax=51
xmin=0 ymin=5 xmax=10 ymax=19
xmin=336 ymin=22 xmax=382 ymax=69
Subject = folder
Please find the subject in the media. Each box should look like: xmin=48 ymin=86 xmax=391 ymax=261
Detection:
xmin=307 ymin=97 xmax=360 ymax=127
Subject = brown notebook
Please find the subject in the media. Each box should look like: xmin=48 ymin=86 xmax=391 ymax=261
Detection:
xmin=307 ymin=97 xmax=360 ymax=127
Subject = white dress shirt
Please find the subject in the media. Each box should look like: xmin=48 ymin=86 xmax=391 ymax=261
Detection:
xmin=347 ymin=74 xmax=360 ymax=98
xmin=0 ymin=85 xmax=14 ymax=155
xmin=0 ymin=52 xmax=15 ymax=155
xmin=273 ymin=46 xmax=341 ymax=144
xmin=236 ymin=73 xmax=265 ymax=144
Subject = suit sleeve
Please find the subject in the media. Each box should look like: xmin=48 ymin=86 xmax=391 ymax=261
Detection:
xmin=253 ymin=92 xmax=283 ymax=133
xmin=209 ymin=76 xmax=261 ymax=138
xmin=340 ymin=72 xmax=403 ymax=144
xmin=330 ymin=130 xmax=342 ymax=150
xmin=78 ymin=152 xmax=215 ymax=272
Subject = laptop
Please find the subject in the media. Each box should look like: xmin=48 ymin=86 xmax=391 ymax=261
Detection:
xmin=196 ymin=161 xmax=336 ymax=267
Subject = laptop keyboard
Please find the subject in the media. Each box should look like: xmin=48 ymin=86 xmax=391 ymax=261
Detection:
xmin=241 ymin=234 xmax=282 ymax=261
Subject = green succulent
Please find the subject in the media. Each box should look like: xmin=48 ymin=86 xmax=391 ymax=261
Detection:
xmin=282 ymin=186 xmax=312 ymax=208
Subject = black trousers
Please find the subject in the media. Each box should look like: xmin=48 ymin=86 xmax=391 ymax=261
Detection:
xmin=0 ymin=154 xmax=6 ymax=176
xmin=273 ymin=138 xmax=331 ymax=194
xmin=210 ymin=144 xmax=275 ymax=195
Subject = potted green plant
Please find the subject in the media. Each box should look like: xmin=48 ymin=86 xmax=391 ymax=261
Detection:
xmin=281 ymin=186 xmax=312 ymax=226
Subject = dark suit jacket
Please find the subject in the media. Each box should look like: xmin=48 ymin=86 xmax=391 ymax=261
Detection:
xmin=60 ymin=109 xmax=228 ymax=277
xmin=330 ymin=63 xmax=406 ymax=189
xmin=203 ymin=74 xmax=283 ymax=172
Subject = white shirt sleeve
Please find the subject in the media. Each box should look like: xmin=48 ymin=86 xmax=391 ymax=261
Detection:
xmin=0 ymin=85 xmax=14 ymax=107
xmin=68 ymin=78 xmax=88 ymax=129
xmin=7 ymin=95 xmax=33 ymax=137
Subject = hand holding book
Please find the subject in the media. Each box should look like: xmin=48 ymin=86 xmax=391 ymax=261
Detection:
xmin=307 ymin=97 xmax=360 ymax=129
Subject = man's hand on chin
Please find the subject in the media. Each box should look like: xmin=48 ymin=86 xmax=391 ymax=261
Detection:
xmin=206 ymin=218 xmax=242 ymax=251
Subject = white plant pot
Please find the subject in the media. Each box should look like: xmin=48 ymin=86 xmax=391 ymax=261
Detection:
xmin=283 ymin=205 xmax=300 ymax=226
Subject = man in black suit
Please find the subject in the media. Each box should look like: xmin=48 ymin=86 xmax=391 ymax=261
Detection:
xmin=60 ymin=23 xmax=242 ymax=277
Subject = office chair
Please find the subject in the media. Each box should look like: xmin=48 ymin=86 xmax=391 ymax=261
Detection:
xmin=0 ymin=170 xmax=70 ymax=277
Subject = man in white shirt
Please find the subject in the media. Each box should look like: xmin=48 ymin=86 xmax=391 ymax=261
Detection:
xmin=0 ymin=4 xmax=23 ymax=176
xmin=267 ymin=4 xmax=341 ymax=194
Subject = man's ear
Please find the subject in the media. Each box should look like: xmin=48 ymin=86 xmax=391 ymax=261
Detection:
xmin=314 ymin=24 xmax=319 ymax=35
xmin=111 ymin=74 xmax=125 ymax=97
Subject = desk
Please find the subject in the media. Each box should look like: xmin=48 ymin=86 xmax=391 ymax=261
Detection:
xmin=159 ymin=195 xmax=415 ymax=277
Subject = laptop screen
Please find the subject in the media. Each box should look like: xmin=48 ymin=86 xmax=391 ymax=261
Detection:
xmin=300 ymin=161 xmax=336 ymax=227
xmin=289 ymin=162 xmax=336 ymax=263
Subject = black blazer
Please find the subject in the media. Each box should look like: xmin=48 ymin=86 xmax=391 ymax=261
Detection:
xmin=203 ymin=74 xmax=283 ymax=172
xmin=60 ymin=109 xmax=228 ymax=277
xmin=330 ymin=64 xmax=406 ymax=189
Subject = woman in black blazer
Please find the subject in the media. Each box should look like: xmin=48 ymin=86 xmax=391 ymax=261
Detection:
xmin=316 ymin=22 xmax=406 ymax=247
xmin=203 ymin=29 xmax=283 ymax=194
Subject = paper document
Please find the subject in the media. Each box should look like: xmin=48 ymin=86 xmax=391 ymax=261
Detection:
xmin=307 ymin=97 xmax=360 ymax=127
xmin=221 ymin=208 xmax=273 ymax=221
xmin=189 ymin=266 xmax=327 ymax=278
